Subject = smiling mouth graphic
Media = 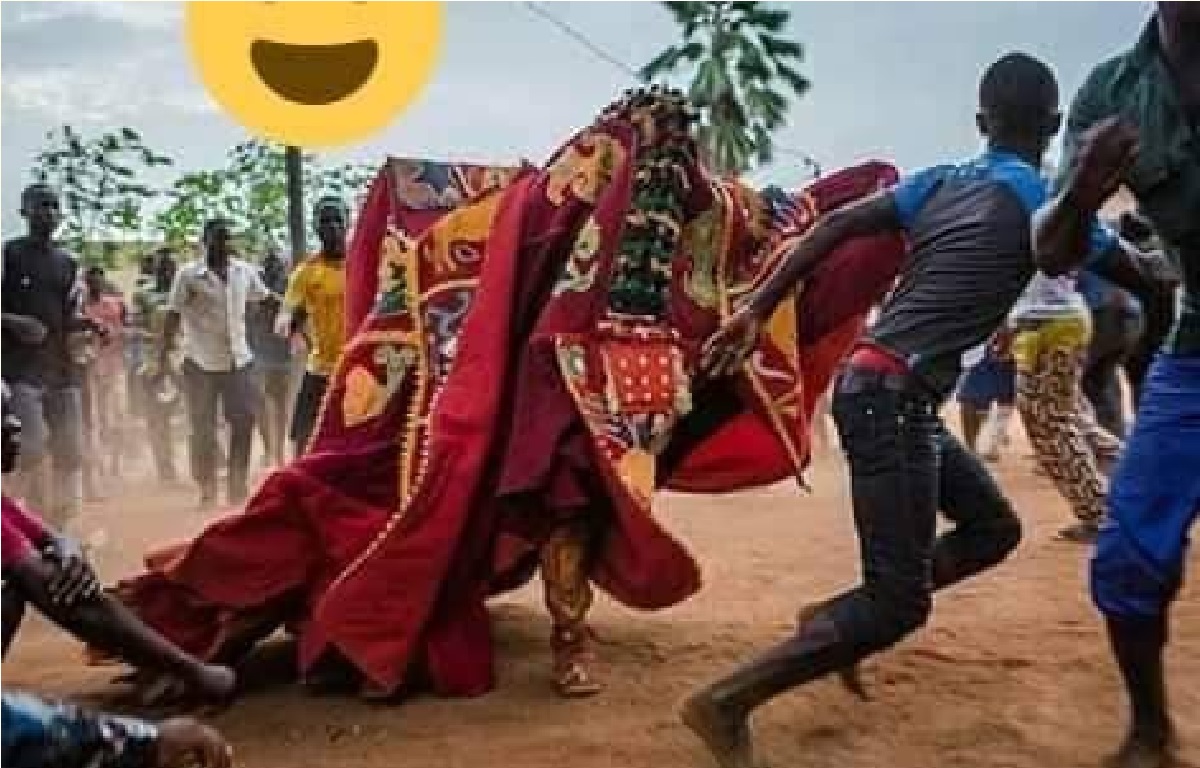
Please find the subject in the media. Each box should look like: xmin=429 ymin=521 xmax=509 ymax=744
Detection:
xmin=250 ymin=39 xmax=378 ymax=105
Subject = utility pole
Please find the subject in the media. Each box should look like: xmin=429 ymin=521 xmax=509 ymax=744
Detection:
xmin=285 ymin=145 xmax=305 ymax=260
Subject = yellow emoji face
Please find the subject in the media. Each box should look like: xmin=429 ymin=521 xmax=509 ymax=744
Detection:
xmin=185 ymin=1 xmax=442 ymax=147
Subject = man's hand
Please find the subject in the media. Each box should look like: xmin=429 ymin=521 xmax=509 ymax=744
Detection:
xmin=699 ymin=307 xmax=764 ymax=380
xmin=1136 ymin=250 xmax=1180 ymax=287
xmin=1067 ymin=117 xmax=1139 ymax=211
xmin=988 ymin=327 xmax=1014 ymax=360
xmin=288 ymin=333 xmax=308 ymax=357
xmin=43 ymin=538 xmax=100 ymax=607
xmin=4 ymin=314 xmax=48 ymax=346
xmin=154 ymin=717 xmax=233 ymax=768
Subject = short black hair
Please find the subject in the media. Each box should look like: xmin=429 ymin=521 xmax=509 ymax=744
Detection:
xmin=312 ymin=195 xmax=348 ymax=221
xmin=978 ymin=53 xmax=1058 ymax=133
xmin=85 ymin=264 xmax=106 ymax=278
xmin=202 ymin=217 xmax=233 ymax=239
xmin=20 ymin=183 xmax=58 ymax=209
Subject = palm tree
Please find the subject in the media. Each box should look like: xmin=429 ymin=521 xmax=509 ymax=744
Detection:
xmin=640 ymin=1 xmax=810 ymax=175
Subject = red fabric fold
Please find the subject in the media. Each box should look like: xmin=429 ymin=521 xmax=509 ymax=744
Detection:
xmin=112 ymin=151 xmax=906 ymax=699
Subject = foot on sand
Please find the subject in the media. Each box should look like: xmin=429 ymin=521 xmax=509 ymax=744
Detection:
xmin=681 ymin=691 xmax=756 ymax=768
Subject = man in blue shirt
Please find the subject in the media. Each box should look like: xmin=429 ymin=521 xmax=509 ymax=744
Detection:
xmin=681 ymin=53 xmax=1120 ymax=768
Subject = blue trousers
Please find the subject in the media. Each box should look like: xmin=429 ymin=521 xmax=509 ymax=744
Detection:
xmin=1091 ymin=354 xmax=1200 ymax=618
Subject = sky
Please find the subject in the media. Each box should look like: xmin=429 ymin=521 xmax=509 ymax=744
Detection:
xmin=0 ymin=0 xmax=1155 ymax=238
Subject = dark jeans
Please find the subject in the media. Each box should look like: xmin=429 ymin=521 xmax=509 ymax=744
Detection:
xmin=826 ymin=381 xmax=1022 ymax=656
xmin=182 ymin=359 xmax=260 ymax=497
xmin=289 ymin=371 xmax=329 ymax=455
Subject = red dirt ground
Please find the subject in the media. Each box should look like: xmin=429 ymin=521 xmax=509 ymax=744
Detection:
xmin=5 ymin=432 xmax=1197 ymax=768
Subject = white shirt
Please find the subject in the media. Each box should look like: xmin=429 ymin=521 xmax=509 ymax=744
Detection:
xmin=168 ymin=258 xmax=269 ymax=371
xmin=961 ymin=341 xmax=989 ymax=370
xmin=1008 ymin=271 xmax=1089 ymax=323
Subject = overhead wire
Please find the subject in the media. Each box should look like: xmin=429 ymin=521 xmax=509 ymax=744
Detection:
xmin=521 ymin=1 xmax=821 ymax=177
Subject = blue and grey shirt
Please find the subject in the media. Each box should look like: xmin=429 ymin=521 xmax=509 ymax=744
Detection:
xmin=870 ymin=149 xmax=1114 ymax=398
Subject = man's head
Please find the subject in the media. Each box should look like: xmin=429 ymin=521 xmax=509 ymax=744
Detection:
xmin=1158 ymin=2 xmax=1200 ymax=29
xmin=20 ymin=184 xmax=62 ymax=240
xmin=84 ymin=265 xmax=107 ymax=296
xmin=312 ymin=197 xmax=349 ymax=257
xmin=201 ymin=217 xmax=235 ymax=262
xmin=976 ymin=53 xmax=1061 ymax=161
xmin=261 ymin=247 xmax=286 ymax=277
xmin=139 ymin=253 xmax=157 ymax=276
xmin=2 ymin=384 xmax=21 ymax=474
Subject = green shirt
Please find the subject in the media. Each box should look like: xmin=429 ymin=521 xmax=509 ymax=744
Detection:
xmin=1061 ymin=18 xmax=1200 ymax=354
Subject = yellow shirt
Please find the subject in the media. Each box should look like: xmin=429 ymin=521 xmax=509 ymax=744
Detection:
xmin=283 ymin=254 xmax=346 ymax=376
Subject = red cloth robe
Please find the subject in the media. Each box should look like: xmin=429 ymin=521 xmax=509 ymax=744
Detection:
xmin=115 ymin=121 xmax=905 ymax=697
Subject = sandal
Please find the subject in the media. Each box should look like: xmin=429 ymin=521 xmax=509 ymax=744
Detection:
xmin=552 ymin=627 xmax=602 ymax=698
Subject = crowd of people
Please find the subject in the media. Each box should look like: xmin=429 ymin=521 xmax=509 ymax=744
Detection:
xmin=1 ymin=192 xmax=350 ymax=766
xmin=1 ymin=3 xmax=1196 ymax=768
xmin=1 ymin=191 xmax=351 ymax=518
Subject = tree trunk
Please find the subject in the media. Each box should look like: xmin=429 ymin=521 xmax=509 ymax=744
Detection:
xmin=285 ymin=145 xmax=306 ymax=260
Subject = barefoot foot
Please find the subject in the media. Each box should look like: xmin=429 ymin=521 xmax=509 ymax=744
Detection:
xmin=1103 ymin=730 xmax=1181 ymax=768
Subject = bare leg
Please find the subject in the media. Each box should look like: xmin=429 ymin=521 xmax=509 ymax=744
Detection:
xmin=959 ymin=405 xmax=985 ymax=453
xmin=1103 ymin=613 xmax=1176 ymax=768
xmin=979 ymin=403 xmax=1014 ymax=462
xmin=540 ymin=518 xmax=601 ymax=697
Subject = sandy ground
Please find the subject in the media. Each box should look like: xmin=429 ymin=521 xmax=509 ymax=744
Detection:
xmin=5 ymin=428 xmax=1198 ymax=768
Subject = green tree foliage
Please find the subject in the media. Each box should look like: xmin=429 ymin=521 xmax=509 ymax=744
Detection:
xmin=152 ymin=169 xmax=242 ymax=249
xmin=28 ymin=129 xmax=374 ymax=261
xmin=640 ymin=2 xmax=810 ymax=175
xmin=153 ymin=140 xmax=373 ymax=255
xmin=30 ymin=125 xmax=173 ymax=263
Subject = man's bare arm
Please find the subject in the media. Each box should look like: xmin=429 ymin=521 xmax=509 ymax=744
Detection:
xmin=1034 ymin=117 xmax=1139 ymax=276
xmin=700 ymin=192 xmax=901 ymax=378
xmin=744 ymin=191 xmax=901 ymax=319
